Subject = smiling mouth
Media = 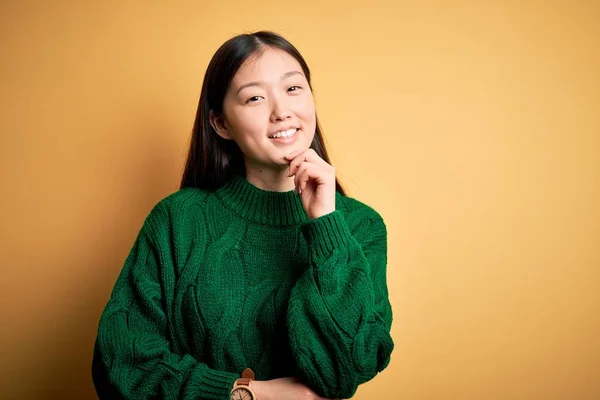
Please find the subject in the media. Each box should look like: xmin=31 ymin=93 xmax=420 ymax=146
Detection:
xmin=268 ymin=128 xmax=298 ymax=139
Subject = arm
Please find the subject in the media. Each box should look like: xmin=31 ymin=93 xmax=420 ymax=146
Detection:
xmin=92 ymin=203 xmax=238 ymax=400
xmin=286 ymin=210 xmax=394 ymax=399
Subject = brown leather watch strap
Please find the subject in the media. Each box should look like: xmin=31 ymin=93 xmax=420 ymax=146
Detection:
xmin=242 ymin=368 xmax=255 ymax=379
xmin=236 ymin=378 xmax=252 ymax=386
xmin=234 ymin=368 xmax=255 ymax=386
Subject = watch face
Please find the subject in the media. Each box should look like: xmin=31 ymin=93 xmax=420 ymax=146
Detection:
xmin=231 ymin=387 xmax=253 ymax=400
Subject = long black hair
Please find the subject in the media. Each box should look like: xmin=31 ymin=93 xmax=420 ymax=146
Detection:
xmin=180 ymin=31 xmax=346 ymax=195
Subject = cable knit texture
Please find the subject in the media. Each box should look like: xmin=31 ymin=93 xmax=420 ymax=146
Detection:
xmin=92 ymin=175 xmax=394 ymax=399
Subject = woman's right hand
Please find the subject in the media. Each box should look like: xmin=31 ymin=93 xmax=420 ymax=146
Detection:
xmin=250 ymin=377 xmax=344 ymax=400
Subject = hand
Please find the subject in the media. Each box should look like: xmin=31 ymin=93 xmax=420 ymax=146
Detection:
xmin=250 ymin=377 xmax=345 ymax=400
xmin=285 ymin=149 xmax=336 ymax=220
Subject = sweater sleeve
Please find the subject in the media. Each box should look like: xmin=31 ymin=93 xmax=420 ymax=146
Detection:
xmin=92 ymin=203 xmax=238 ymax=400
xmin=286 ymin=210 xmax=394 ymax=399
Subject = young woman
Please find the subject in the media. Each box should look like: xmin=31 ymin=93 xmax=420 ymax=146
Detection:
xmin=92 ymin=31 xmax=394 ymax=400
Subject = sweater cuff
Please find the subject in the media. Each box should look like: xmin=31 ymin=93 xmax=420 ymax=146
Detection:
xmin=186 ymin=364 xmax=238 ymax=400
xmin=301 ymin=211 xmax=354 ymax=261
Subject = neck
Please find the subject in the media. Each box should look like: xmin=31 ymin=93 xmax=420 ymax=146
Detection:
xmin=245 ymin=164 xmax=296 ymax=192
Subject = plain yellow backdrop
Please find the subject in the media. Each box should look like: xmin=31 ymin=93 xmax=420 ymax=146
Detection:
xmin=1 ymin=1 xmax=599 ymax=399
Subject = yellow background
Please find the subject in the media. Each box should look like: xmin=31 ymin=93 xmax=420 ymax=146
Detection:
xmin=1 ymin=1 xmax=599 ymax=399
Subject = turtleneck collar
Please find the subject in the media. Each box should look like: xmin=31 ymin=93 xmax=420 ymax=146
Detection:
xmin=214 ymin=174 xmax=308 ymax=226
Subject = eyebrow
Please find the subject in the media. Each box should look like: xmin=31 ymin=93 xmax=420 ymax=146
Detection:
xmin=235 ymin=70 xmax=304 ymax=95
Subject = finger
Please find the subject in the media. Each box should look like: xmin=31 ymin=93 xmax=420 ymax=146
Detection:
xmin=288 ymin=152 xmax=311 ymax=177
xmin=287 ymin=155 xmax=302 ymax=177
xmin=288 ymin=149 xmax=330 ymax=177
xmin=293 ymin=162 xmax=310 ymax=192
xmin=300 ymin=148 xmax=331 ymax=169
xmin=307 ymin=148 xmax=331 ymax=166
xmin=283 ymin=149 xmax=304 ymax=162
xmin=295 ymin=163 xmax=324 ymax=193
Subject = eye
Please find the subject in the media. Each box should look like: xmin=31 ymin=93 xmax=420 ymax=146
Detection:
xmin=288 ymin=85 xmax=302 ymax=92
xmin=245 ymin=95 xmax=264 ymax=104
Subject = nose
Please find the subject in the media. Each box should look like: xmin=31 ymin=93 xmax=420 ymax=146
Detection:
xmin=270 ymin=95 xmax=291 ymax=122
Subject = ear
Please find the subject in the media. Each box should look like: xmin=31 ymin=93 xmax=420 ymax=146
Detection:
xmin=209 ymin=111 xmax=233 ymax=140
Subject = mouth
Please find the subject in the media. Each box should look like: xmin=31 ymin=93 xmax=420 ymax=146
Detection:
xmin=268 ymin=128 xmax=298 ymax=139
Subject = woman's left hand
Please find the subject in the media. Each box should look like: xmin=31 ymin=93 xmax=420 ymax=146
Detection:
xmin=285 ymin=149 xmax=336 ymax=220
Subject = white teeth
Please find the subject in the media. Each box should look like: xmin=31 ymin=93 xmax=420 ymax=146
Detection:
xmin=271 ymin=128 xmax=297 ymax=138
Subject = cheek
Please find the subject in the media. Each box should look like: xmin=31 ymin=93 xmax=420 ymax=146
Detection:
xmin=298 ymin=96 xmax=316 ymax=127
xmin=227 ymin=107 xmax=266 ymax=141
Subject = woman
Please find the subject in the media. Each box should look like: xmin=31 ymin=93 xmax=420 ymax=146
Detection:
xmin=92 ymin=31 xmax=394 ymax=400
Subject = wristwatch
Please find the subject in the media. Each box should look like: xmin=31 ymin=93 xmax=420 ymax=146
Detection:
xmin=230 ymin=368 xmax=256 ymax=400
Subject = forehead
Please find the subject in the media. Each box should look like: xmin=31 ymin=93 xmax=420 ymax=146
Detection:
xmin=231 ymin=47 xmax=303 ymax=85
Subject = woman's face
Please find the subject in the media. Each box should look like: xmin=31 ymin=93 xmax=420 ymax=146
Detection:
xmin=213 ymin=47 xmax=316 ymax=171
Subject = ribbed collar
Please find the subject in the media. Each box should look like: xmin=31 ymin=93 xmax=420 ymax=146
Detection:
xmin=215 ymin=175 xmax=308 ymax=226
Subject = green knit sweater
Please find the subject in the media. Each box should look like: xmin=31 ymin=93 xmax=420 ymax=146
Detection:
xmin=92 ymin=175 xmax=394 ymax=400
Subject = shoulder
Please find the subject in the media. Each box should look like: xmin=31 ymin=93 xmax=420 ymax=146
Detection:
xmin=159 ymin=187 xmax=212 ymax=211
xmin=141 ymin=187 xmax=213 ymax=232
xmin=336 ymin=192 xmax=385 ymax=223
xmin=335 ymin=192 xmax=387 ymax=235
